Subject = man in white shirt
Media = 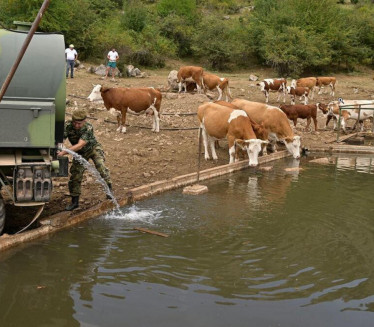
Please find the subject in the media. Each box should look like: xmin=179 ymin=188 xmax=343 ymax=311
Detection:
xmin=65 ymin=44 xmax=78 ymax=78
xmin=105 ymin=48 xmax=119 ymax=81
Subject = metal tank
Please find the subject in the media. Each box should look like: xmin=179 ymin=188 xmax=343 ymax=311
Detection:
xmin=0 ymin=22 xmax=68 ymax=233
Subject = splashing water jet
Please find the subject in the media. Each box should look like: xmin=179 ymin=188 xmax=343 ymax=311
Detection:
xmin=62 ymin=148 xmax=123 ymax=215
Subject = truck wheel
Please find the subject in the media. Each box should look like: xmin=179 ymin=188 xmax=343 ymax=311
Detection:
xmin=0 ymin=198 xmax=5 ymax=234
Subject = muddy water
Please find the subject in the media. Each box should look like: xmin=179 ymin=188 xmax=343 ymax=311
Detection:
xmin=1 ymin=155 xmax=374 ymax=327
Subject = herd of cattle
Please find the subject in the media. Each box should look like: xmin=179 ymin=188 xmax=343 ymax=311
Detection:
xmin=87 ymin=65 xmax=374 ymax=167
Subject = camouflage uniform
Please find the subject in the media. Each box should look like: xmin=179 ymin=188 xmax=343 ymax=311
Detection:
xmin=64 ymin=121 xmax=112 ymax=196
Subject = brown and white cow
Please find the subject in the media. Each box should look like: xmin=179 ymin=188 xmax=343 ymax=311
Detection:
xmin=87 ymin=85 xmax=162 ymax=133
xmin=279 ymin=103 xmax=327 ymax=132
xmin=232 ymin=99 xmax=301 ymax=158
xmin=286 ymin=86 xmax=309 ymax=105
xmin=291 ymin=77 xmax=317 ymax=100
xmin=177 ymin=66 xmax=204 ymax=94
xmin=316 ymin=76 xmax=336 ymax=96
xmin=197 ymin=102 xmax=268 ymax=166
xmin=326 ymin=99 xmax=374 ymax=132
xmin=203 ymin=73 xmax=232 ymax=101
xmin=257 ymin=78 xmax=287 ymax=103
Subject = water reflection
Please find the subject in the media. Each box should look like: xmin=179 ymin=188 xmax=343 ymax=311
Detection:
xmin=1 ymin=156 xmax=374 ymax=327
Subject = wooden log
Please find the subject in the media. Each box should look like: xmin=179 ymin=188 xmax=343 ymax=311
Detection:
xmin=134 ymin=227 xmax=169 ymax=238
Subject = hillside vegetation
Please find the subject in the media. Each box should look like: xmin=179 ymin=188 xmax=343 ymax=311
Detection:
xmin=1 ymin=0 xmax=374 ymax=75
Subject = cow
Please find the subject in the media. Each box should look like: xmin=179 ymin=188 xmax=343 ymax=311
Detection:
xmin=197 ymin=102 xmax=268 ymax=166
xmin=87 ymin=85 xmax=162 ymax=133
xmin=203 ymin=73 xmax=232 ymax=101
xmin=214 ymin=100 xmax=269 ymax=156
xmin=257 ymin=78 xmax=287 ymax=103
xmin=291 ymin=77 xmax=317 ymax=100
xmin=316 ymin=76 xmax=336 ymax=96
xmin=279 ymin=103 xmax=327 ymax=132
xmin=326 ymin=99 xmax=374 ymax=132
xmin=232 ymin=99 xmax=301 ymax=159
xmin=286 ymin=86 xmax=309 ymax=105
xmin=177 ymin=66 xmax=204 ymax=94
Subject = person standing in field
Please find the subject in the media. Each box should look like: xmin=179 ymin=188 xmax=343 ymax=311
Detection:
xmin=65 ymin=44 xmax=78 ymax=78
xmin=105 ymin=47 xmax=119 ymax=81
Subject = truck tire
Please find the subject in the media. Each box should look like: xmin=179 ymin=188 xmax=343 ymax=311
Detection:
xmin=0 ymin=197 xmax=5 ymax=234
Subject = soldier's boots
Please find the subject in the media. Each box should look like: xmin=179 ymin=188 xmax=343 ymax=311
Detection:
xmin=65 ymin=196 xmax=79 ymax=211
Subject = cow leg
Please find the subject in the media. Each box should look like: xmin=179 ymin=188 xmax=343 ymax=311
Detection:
xmin=318 ymin=86 xmax=323 ymax=95
xmin=330 ymin=83 xmax=334 ymax=96
xmin=227 ymin=136 xmax=235 ymax=164
xmin=310 ymin=87 xmax=315 ymax=100
xmin=265 ymin=91 xmax=269 ymax=103
xmin=120 ymin=110 xmax=127 ymax=133
xmin=313 ymin=117 xmax=317 ymax=132
xmin=149 ymin=106 xmax=160 ymax=132
xmin=283 ymin=89 xmax=286 ymax=103
xmin=178 ymin=81 xmax=182 ymax=93
xmin=196 ymin=83 xmax=202 ymax=94
xmin=306 ymin=117 xmax=311 ymax=131
xmin=201 ymin=125 xmax=210 ymax=160
xmin=304 ymin=95 xmax=308 ymax=105
xmin=293 ymin=119 xmax=298 ymax=128
xmin=291 ymin=96 xmax=295 ymax=105
xmin=209 ymin=138 xmax=218 ymax=161
xmin=216 ymin=86 xmax=223 ymax=101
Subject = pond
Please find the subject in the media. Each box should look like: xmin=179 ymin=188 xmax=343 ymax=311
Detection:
xmin=1 ymin=155 xmax=374 ymax=327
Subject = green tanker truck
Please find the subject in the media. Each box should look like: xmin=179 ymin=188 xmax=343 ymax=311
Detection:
xmin=0 ymin=23 xmax=68 ymax=233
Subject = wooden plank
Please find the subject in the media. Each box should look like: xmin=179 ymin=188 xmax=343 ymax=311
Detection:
xmin=325 ymin=132 xmax=357 ymax=144
xmin=134 ymin=227 xmax=169 ymax=238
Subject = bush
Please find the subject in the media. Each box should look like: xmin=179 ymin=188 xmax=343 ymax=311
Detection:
xmin=121 ymin=4 xmax=148 ymax=32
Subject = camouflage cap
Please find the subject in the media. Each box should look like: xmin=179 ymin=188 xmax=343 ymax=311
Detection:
xmin=72 ymin=109 xmax=87 ymax=121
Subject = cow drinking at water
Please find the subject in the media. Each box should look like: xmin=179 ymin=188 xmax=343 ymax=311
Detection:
xmin=197 ymin=102 xmax=268 ymax=166
xmin=87 ymin=85 xmax=162 ymax=133
xmin=232 ymin=99 xmax=301 ymax=158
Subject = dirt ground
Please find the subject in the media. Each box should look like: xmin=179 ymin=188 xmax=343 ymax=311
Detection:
xmin=4 ymin=64 xmax=374 ymax=231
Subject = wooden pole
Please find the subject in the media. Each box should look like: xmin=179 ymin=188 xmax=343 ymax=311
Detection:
xmin=197 ymin=127 xmax=202 ymax=183
xmin=134 ymin=227 xmax=169 ymax=238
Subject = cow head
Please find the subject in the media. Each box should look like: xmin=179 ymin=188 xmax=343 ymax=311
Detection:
xmin=317 ymin=103 xmax=328 ymax=114
xmin=291 ymin=79 xmax=297 ymax=88
xmin=87 ymin=84 xmax=103 ymax=102
xmin=236 ymin=139 xmax=268 ymax=166
xmin=283 ymin=135 xmax=301 ymax=159
xmin=258 ymin=81 xmax=266 ymax=92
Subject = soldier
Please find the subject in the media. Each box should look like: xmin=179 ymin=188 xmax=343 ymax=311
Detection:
xmin=58 ymin=109 xmax=112 ymax=211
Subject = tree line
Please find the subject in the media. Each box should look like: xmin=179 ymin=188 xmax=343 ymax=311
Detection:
xmin=1 ymin=0 xmax=373 ymax=76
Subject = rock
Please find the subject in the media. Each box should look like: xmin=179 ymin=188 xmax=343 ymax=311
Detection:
xmin=133 ymin=68 xmax=142 ymax=76
xmin=126 ymin=65 xmax=135 ymax=77
xmin=249 ymin=74 xmax=259 ymax=81
xmin=223 ymin=15 xmax=230 ymax=20
xmin=94 ymin=64 xmax=107 ymax=76
xmin=87 ymin=66 xmax=96 ymax=74
xmin=143 ymin=172 xmax=151 ymax=178
xmin=136 ymin=72 xmax=148 ymax=78
xmin=74 ymin=60 xmax=81 ymax=68
xmin=168 ymin=70 xmax=179 ymax=91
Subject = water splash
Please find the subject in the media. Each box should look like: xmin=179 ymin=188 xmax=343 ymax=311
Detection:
xmin=62 ymin=148 xmax=122 ymax=213
xmin=105 ymin=205 xmax=162 ymax=224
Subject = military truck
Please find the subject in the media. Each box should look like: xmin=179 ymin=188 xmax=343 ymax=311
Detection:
xmin=0 ymin=22 xmax=68 ymax=233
